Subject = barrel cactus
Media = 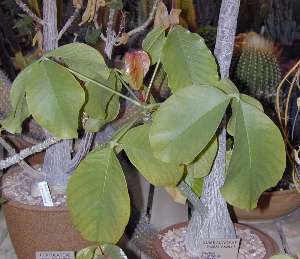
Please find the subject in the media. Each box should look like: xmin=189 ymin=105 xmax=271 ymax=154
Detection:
xmin=235 ymin=32 xmax=281 ymax=105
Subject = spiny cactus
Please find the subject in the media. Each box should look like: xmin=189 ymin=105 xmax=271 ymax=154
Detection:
xmin=196 ymin=25 xmax=217 ymax=51
xmin=0 ymin=69 xmax=12 ymax=120
xmin=235 ymin=32 xmax=281 ymax=105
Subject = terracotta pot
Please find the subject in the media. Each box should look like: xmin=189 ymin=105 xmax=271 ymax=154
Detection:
xmin=1 ymin=167 xmax=91 ymax=259
xmin=153 ymin=222 xmax=279 ymax=259
xmin=3 ymin=199 xmax=91 ymax=259
xmin=233 ymin=189 xmax=300 ymax=220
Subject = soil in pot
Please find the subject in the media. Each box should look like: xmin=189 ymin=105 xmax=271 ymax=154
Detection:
xmin=153 ymin=222 xmax=279 ymax=259
xmin=1 ymin=165 xmax=91 ymax=259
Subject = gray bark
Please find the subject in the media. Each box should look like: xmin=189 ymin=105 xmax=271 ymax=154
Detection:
xmin=42 ymin=0 xmax=72 ymax=189
xmin=185 ymin=0 xmax=240 ymax=256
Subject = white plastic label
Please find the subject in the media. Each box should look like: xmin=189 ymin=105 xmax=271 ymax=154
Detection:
xmin=38 ymin=181 xmax=54 ymax=207
xmin=36 ymin=251 xmax=74 ymax=259
xmin=199 ymin=238 xmax=240 ymax=259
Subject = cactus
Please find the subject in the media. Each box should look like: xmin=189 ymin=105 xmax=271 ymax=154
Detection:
xmin=196 ymin=25 xmax=217 ymax=51
xmin=235 ymin=32 xmax=281 ymax=105
xmin=265 ymin=0 xmax=299 ymax=45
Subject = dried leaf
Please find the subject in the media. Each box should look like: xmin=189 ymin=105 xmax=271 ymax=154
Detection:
xmin=165 ymin=187 xmax=186 ymax=204
xmin=124 ymin=51 xmax=150 ymax=90
xmin=73 ymin=0 xmax=83 ymax=9
xmin=297 ymin=97 xmax=300 ymax=109
xmin=154 ymin=1 xmax=170 ymax=29
xmin=80 ymin=0 xmax=97 ymax=25
xmin=169 ymin=9 xmax=181 ymax=26
xmin=32 ymin=30 xmax=43 ymax=54
xmin=118 ymin=33 xmax=129 ymax=45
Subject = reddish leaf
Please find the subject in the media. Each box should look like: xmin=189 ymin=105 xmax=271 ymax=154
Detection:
xmin=124 ymin=51 xmax=150 ymax=90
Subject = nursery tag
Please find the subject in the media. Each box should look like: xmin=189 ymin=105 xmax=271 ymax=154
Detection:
xmin=36 ymin=251 xmax=74 ymax=259
xmin=38 ymin=181 xmax=54 ymax=207
xmin=199 ymin=238 xmax=240 ymax=259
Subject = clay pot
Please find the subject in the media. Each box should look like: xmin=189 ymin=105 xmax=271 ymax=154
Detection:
xmin=153 ymin=222 xmax=279 ymax=259
xmin=2 ymin=168 xmax=90 ymax=259
xmin=233 ymin=189 xmax=300 ymax=220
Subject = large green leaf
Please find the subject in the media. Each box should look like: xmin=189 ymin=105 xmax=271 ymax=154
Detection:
xmin=1 ymin=65 xmax=31 ymax=133
xmin=46 ymin=43 xmax=109 ymax=80
xmin=161 ymin=25 xmax=219 ymax=92
xmin=187 ymin=136 xmax=218 ymax=178
xmin=221 ymin=100 xmax=286 ymax=209
xmin=25 ymin=60 xmax=85 ymax=138
xmin=142 ymin=26 xmax=166 ymax=64
xmin=67 ymin=148 xmax=130 ymax=243
xmin=185 ymin=174 xmax=203 ymax=197
xmin=84 ymin=72 xmax=120 ymax=132
xmin=149 ymin=85 xmax=230 ymax=164
xmin=121 ymin=125 xmax=183 ymax=186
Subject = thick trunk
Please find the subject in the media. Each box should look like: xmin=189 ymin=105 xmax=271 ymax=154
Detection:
xmin=42 ymin=0 xmax=72 ymax=189
xmin=185 ymin=0 xmax=240 ymax=256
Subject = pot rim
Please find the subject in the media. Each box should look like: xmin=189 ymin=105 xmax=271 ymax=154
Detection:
xmin=262 ymin=188 xmax=299 ymax=196
xmin=153 ymin=222 xmax=279 ymax=259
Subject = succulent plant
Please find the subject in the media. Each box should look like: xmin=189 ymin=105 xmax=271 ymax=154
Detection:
xmin=196 ymin=25 xmax=217 ymax=51
xmin=235 ymin=32 xmax=281 ymax=105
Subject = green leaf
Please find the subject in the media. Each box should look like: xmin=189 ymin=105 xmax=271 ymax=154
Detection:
xmin=97 ymin=244 xmax=127 ymax=259
xmin=25 ymin=60 xmax=85 ymax=138
xmin=215 ymin=79 xmax=239 ymax=95
xmin=161 ymin=25 xmax=219 ymax=92
xmin=240 ymin=94 xmax=263 ymax=111
xmin=76 ymin=246 xmax=97 ymax=259
xmin=142 ymin=26 xmax=166 ymax=64
xmin=84 ymin=72 xmax=121 ymax=122
xmin=67 ymin=148 xmax=130 ymax=243
xmin=187 ymin=136 xmax=218 ymax=178
xmin=221 ymin=100 xmax=286 ymax=209
xmin=1 ymin=65 xmax=31 ymax=133
xmin=185 ymin=174 xmax=203 ymax=197
xmin=121 ymin=125 xmax=183 ymax=186
xmin=149 ymin=85 xmax=230 ymax=164
xmin=227 ymin=99 xmax=238 ymax=136
xmin=46 ymin=43 xmax=109 ymax=81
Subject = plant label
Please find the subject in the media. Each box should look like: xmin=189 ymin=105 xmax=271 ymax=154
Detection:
xmin=36 ymin=251 xmax=74 ymax=259
xmin=38 ymin=181 xmax=54 ymax=207
xmin=199 ymin=238 xmax=240 ymax=259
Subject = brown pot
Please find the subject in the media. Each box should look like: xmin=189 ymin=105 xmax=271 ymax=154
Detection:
xmin=1 ymin=166 xmax=90 ymax=259
xmin=233 ymin=189 xmax=300 ymax=220
xmin=153 ymin=222 xmax=279 ymax=259
xmin=3 ymin=200 xmax=91 ymax=259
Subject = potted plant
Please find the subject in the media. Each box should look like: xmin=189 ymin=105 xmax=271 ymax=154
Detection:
xmin=231 ymin=33 xmax=300 ymax=220
xmin=0 ymin=0 xmax=286 ymax=258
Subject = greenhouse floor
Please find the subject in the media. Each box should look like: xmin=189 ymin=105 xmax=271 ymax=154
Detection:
xmin=0 ymin=204 xmax=299 ymax=258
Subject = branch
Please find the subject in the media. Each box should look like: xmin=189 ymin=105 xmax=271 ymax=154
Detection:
xmin=15 ymin=0 xmax=44 ymax=26
xmin=66 ymin=132 xmax=94 ymax=173
xmin=0 ymin=137 xmax=43 ymax=179
xmin=125 ymin=0 xmax=159 ymax=38
xmin=0 ymin=137 xmax=60 ymax=170
xmin=58 ymin=8 xmax=81 ymax=40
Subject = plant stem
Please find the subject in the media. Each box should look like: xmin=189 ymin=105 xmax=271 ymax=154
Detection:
xmin=114 ymin=71 xmax=139 ymax=101
xmin=64 ymin=66 xmax=143 ymax=108
xmin=145 ymin=59 xmax=161 ymax=103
